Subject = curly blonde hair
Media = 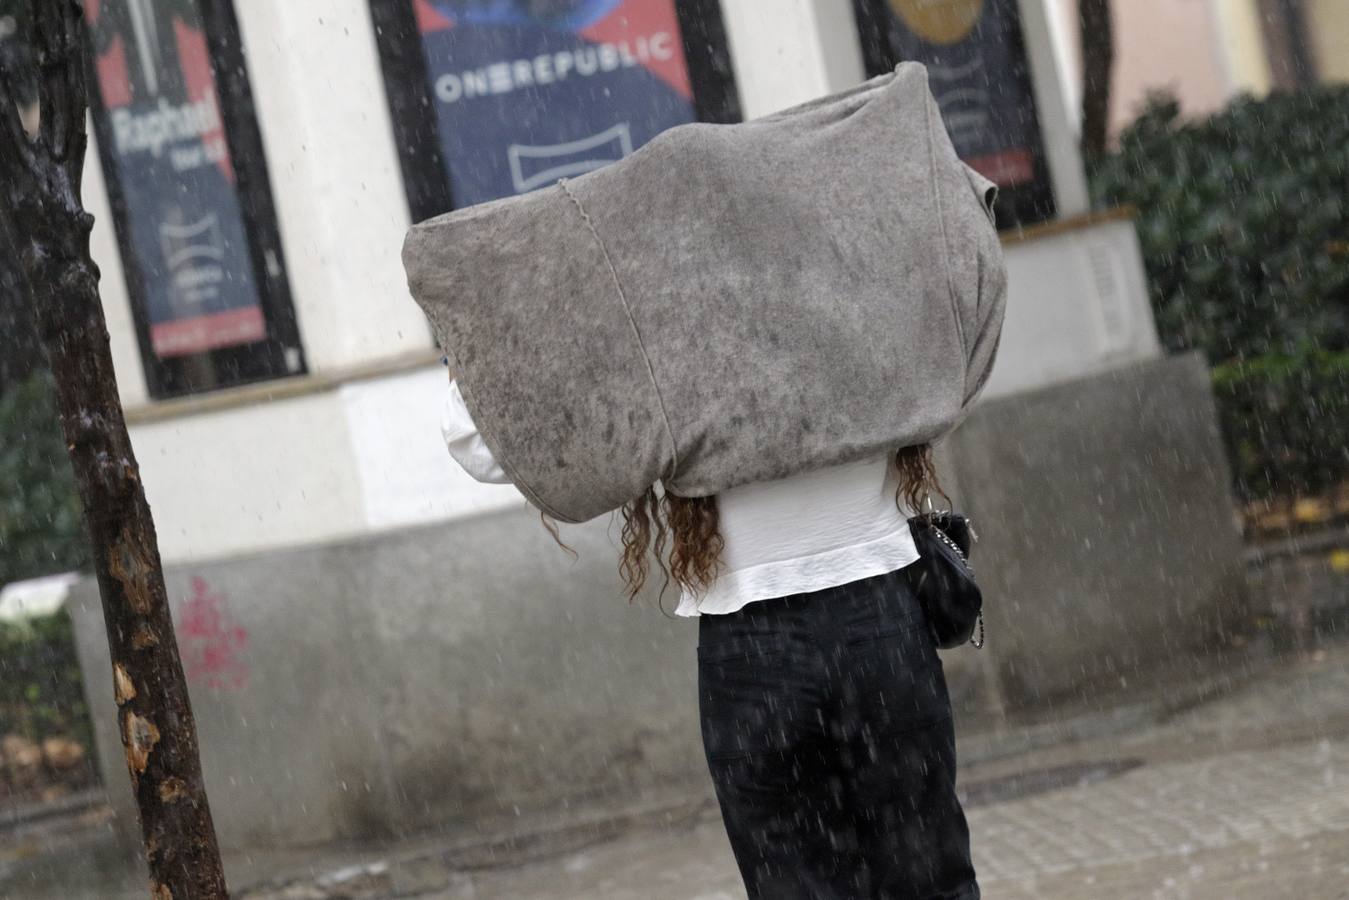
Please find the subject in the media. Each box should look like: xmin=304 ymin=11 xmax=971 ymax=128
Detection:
xmin=537 ymin=444 xmax=942 ymax=604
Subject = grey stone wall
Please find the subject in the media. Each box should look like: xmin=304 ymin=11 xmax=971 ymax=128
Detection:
xmin=71 ymin=351 xmax=1246 ymax=848
xmin=943 ymin=351 xmax=1250 ymax=709
xmin=70 ymin=514 xmax=708 ymax=847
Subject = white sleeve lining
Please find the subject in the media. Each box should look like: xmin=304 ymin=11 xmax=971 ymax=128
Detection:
xmin=441 ymin=379 xmax=513 ymax=484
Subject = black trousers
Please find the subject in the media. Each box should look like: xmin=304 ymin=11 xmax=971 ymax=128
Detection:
xmin=697 ymin=565 xmax=979 ymax=900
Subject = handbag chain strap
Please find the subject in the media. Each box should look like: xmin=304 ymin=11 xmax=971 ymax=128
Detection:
xmin=930 ymin=525 xmax=971 ymax=571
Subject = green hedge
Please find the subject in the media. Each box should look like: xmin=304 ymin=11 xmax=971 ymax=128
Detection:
xmin=1091 ymin=87 xmax=1349 ymax=502
xmin=0 ymin=608 xmax=92 ymax=751
xmin=0 ymin=370 xmax=88 ymax=587
xmin=0 ymin=373 xmax=94 ymax=762
xmin=1213 ymin=349 xmax=1349 ymax=500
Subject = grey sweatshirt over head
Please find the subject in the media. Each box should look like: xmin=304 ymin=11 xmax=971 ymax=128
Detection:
xmin=402 ymin=62 xmax=1008 ymax=523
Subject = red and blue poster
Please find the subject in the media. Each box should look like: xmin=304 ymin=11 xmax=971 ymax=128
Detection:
xmin=414 ymin=0 xmax=698 ymax=207
xmin=88 ymin=0 xmax=265 ymax=359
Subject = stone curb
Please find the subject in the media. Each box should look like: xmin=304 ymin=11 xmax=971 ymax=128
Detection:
xmin=0 ymin=787 xmax=107 ymax=832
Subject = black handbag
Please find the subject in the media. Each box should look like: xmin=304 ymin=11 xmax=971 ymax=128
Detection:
xmin=907 ymin=509 xmax=985 ymax=649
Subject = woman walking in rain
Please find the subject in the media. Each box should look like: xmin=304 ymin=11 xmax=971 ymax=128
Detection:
xmin=407 ymin=63 xmax=1004 ymax=899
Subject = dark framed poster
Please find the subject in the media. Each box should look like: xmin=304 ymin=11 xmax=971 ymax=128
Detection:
xmin=853 ymin=0 xmax=1056 ymax=228
xmin=369 ymin=0 xmax=741 ymax=222
xmin=86 ymin=0 xmax=304 ymax=400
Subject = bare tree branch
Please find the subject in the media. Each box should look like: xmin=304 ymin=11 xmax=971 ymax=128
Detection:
xmin=33 ymin=0 xmax=87 ymax=183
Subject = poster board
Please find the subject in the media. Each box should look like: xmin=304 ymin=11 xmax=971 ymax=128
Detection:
xmin=371 ymin=0 xmax=740 ymax=221
xmin=87 ymin=0 xmax=302 ymax=398
xmin=853 ymin=0 xmax=1057 ymax=227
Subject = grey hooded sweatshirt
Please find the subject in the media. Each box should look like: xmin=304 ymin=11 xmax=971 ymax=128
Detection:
xmin=402 ymin=62 xmax=1008 ymax=523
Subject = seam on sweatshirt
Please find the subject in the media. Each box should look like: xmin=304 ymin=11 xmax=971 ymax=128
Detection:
xmin=923 ymin=81 xmax=968 ymax=362
xmin=558 ymin=178 xmax=681 ymax=480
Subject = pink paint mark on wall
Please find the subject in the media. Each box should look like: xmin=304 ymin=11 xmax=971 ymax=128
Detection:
xmin=177 ymin=577 xmax=249 ymax=691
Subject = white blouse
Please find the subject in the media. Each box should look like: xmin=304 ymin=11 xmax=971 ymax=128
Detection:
xmin=441 ymin=379 xmax=919 ymax=617
xmin=441 ymin=379 xmax=512 ymax=485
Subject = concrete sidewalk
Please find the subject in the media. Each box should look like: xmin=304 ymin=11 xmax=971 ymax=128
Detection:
xmin=389 ymin=642 xmax=1349 ymax=899
xmin=202 ymin=636 xmax=1349 ymax=900
xmin=7 ymin=636 xmax=1348 ymax=899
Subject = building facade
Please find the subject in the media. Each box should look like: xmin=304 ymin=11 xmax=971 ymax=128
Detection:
xmin=69 ymin=0 xmax=1247 ymax=847
xmin=1049 ymin=0 xmax=1347 ymax=145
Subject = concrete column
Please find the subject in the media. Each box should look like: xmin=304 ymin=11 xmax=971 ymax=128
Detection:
xmin=718 ymin=0 xmax=866 ymax=118
xmin=1306 ymin=0 xmax=1349 ymax=82
xmin=1041 ymin=0 xmax=1083 ymax=138
xmin=233 ymin=0 xmax=433 ymax=372
xmin=1016 ymin=0 xmax=1092 ymax=217
xmin=1211 ymin=0 xmax=1275 ymax=96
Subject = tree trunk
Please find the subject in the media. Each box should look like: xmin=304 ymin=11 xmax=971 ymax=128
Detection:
xmin=1079 ymin=0 xmax=1114 ymax=163
xmin=0 ymin=3 xmax=228 ymax=897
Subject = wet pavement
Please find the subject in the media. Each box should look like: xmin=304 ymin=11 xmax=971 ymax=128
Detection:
xmin=419 ymin=642 xmax=1349 ymax=899
xmin=6 ymin=637 xmax=1346 ymax=899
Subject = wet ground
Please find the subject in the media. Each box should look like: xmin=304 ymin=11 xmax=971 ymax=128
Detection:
xmin=4 ymin=638 xmax=1347 ymax=899
xmin=422 ymin=642 xmax=1349 ymax=899
xmin=5 ymin=546 xmax=1348 ymax=899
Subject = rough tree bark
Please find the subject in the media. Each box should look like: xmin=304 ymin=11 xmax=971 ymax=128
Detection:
xmin=1079 ymin=0 xmax=1114 ymax=163
xmin=0 ymin=2 xmax=228 ymax=897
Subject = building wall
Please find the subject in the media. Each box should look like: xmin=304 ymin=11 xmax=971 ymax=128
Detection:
xmin=947 ymin=351 xmax=1250 ymax=707
xmin=1211 ymin=0 xmax=1274 ymax=95
xmin=1307 ymin=0 xmax=1349 ymax=83
xmin=88 ymin=1 xmax=432 ymax=411
xmin=70 ymin=508 xmax=710 ymax=847
xmin=983 ymin=215 xmax=1159 ymax=401
xmin=232 ymin=0 xmax=432 ymax=373
xmin=89 ymin=0 xmax=889 ymax=566
xmin=125 ymin=367 xmax=526 ymax=563
xmin=719 ymin=0 xmax=865 ymax=117
xmin=64 ymin=0 xmax=1247 ymax=853
xmin=1045 ymin=0 xmax=1348 ymax=134
xmin=84 ymin=0 xmax=1151 ymax=566
xmin=89 ymin=0 xmax=875 ymax=409
xmin=1049 ymin=0 xmax=1275 ymax=140
xmin=72 ymin=351 xmax=1244 ymax=849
